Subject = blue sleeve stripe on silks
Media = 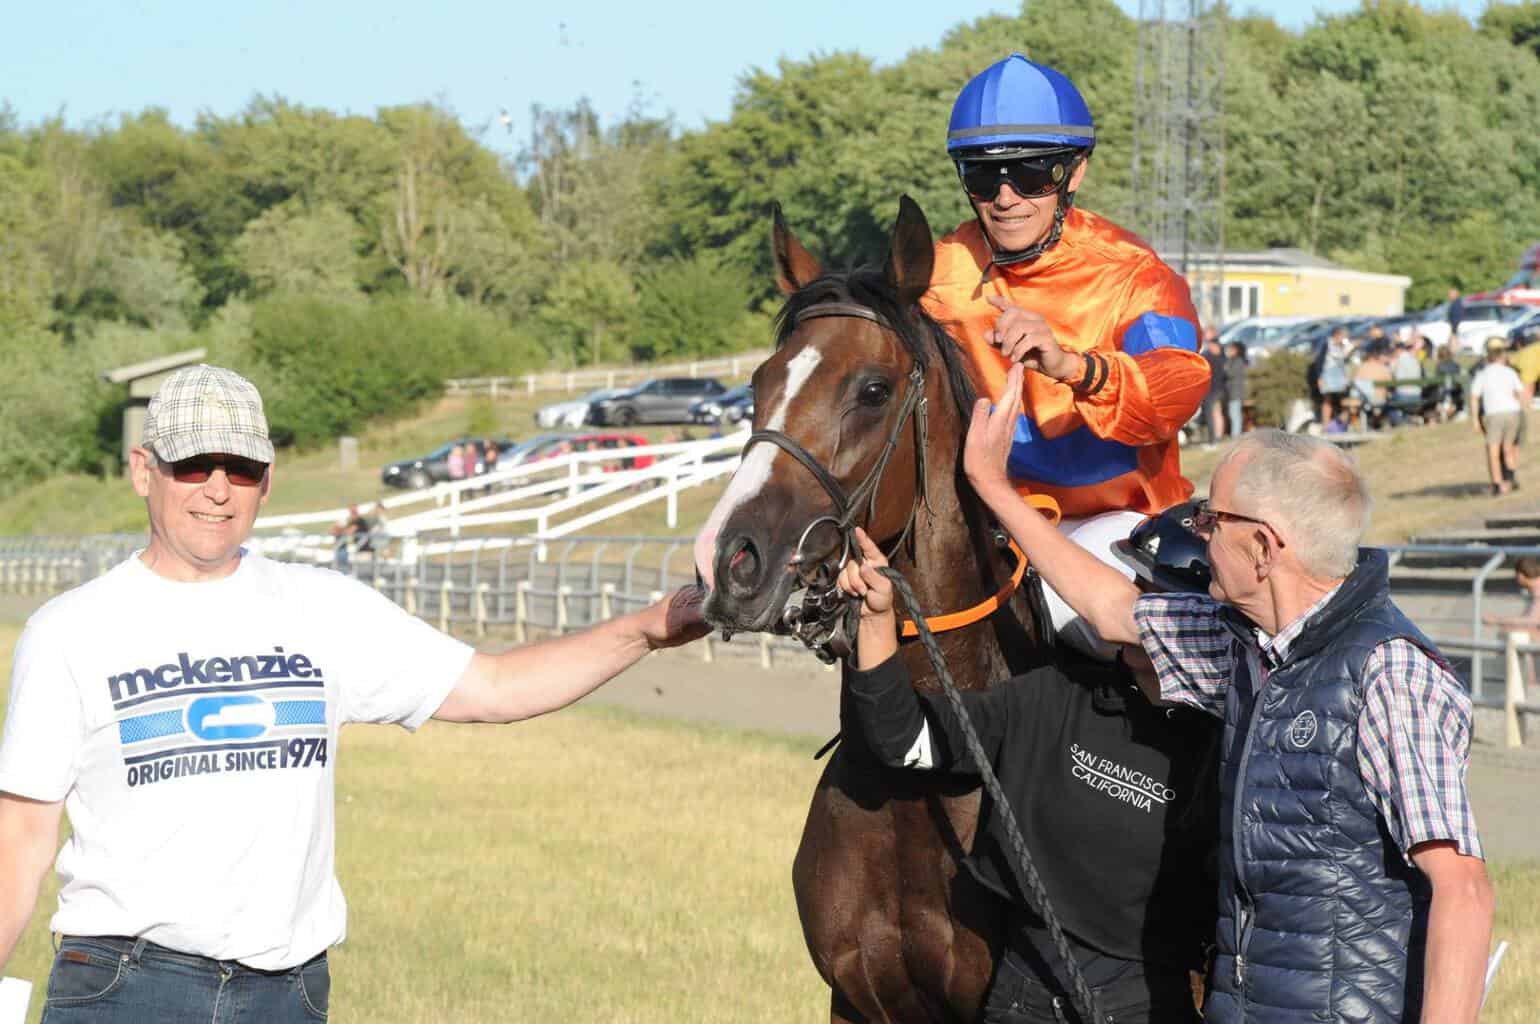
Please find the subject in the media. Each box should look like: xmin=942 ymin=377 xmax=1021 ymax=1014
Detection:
xmin=1006 ymin=412 xmax=1139 ymax=489
xmin=1122 ymin=312 xmax=1198 ymax=356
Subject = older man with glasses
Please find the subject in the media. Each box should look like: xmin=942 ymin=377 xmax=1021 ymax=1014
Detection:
xmin=0 ymin=365 xmax=708 ymax=1022
xmin=958 ymin=368 xmax=1493 ymax=1024
xmin=922 ymin=53 xmax=1211 ymax=661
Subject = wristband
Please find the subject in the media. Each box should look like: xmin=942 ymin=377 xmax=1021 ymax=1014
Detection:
xmin=1071 ymin=352 xmax=1097 ymax=392
xmin=1087 ymin=353 xmax=1111 ymax=396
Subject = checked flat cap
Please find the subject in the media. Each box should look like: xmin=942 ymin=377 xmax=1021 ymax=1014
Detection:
xmin=143 ymin=364 xmax=275 ymax=464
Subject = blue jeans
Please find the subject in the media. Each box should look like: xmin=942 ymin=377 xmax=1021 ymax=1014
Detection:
xmin=1227 ymin=399 xmax=1245 ymax=437
xmin=41 ymin=936 xmax=328 ymax=1023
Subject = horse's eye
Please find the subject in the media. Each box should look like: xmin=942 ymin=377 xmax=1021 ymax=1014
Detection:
xmin=858 ymin=379 xmax=892 ymax=407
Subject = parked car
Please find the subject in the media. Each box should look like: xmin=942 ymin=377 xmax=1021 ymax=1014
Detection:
xmin=380 ymin=436 xmax=515 ymax=490
xmin=1217 ymin=316 xmax=1314 ymax=359
xmin=689 ymin=383 xmax=753 ymax=425
xmin=1449 ymin=302 xmax=1540 ymax=355
xmin=533 ymin=388 xmax=625 ymax=429
xmin=1469 ymin=242 xmax=1540 ymax=306
xmin=1508 ymin=314 xmax=1540 ymax=350
xmin=501 ymin=432 xmax=656 ymax=471
xmin=589 ymin=377 xmax=727 ymax=425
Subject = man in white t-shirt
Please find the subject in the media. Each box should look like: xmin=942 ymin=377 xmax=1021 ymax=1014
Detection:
xmin=0 ymin=365 xmax=708 ymax=1022
xmin=1471 ymin=337 xmax=1525 ymax=495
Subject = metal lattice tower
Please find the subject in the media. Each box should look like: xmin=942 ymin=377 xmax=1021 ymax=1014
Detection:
xmin=1131 ymin=0 xmax=1226 ymax=328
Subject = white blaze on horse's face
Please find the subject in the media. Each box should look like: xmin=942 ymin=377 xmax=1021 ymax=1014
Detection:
xmin=694 ymin=346 xmax=823 ymax=589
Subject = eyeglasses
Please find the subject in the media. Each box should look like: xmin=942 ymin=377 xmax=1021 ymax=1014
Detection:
xmin=162 ymin=454 xmax=269 ymax=487
xmin=957 ymin=153 xmax=1076 ymax=202
xmin=1191 ymin=499 xmax=1284 ymax=546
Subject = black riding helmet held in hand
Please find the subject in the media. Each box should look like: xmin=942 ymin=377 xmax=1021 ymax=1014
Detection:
xmin=1113 ymin=501 xmax=1212 ymax=595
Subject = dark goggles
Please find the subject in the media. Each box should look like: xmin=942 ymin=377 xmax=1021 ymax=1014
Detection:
xmin=163 ymin=454 xmax=269 ymax=487
xmin=957 ymin=153 xmax=1078 ymax=202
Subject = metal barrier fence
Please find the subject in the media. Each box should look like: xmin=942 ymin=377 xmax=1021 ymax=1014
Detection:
xmin=0 ymin=533 xmax=825 ymax=671
xmin=1 ymin=537 xmax=1535 ymax=735
xmin=445 ymin=350 xmax=771 ymax=398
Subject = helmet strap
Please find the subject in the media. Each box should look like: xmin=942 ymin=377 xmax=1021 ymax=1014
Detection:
xmin=967 ymin=171 xmax=1078 ymax=282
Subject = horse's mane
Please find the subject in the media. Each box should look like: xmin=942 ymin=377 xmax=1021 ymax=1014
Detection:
xmin=773 ymin=267 xmax=979 ymax=425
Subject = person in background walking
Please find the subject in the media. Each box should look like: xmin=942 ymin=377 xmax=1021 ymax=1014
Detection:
xmin=1201 ymin=328 xmax=1226 ymax=446
xmin=1470 ymin=337 xmax=1524 ymax=495
xmin=1316 ymin=325 xmax=1353 ymax=428
xmin=1447 ymin=287 xmax=1465 ymax=348
xmin=1223 ymin=341 xmax=1248 ymax=438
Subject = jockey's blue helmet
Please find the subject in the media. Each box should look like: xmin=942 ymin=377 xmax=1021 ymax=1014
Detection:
xmin=946 ymin=54 xmax=1095 ymax=157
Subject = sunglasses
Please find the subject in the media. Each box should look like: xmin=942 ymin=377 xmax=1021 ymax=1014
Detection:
xmin=1191 ymin=499 xmax=1285 ymax=547
xmin=163 ymin=454 xmax=269 ymax=487
xmin=957 ymin=154 xmax=1076 ymax=202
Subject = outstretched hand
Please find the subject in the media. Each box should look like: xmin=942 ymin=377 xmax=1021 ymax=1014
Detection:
xmin=963 ymin=363 xmax=1024 ymax=502
xmin=640 ymin=584 xmax=712 ymax=650
xmin=836 ymin=528 xmax=894 ymax=622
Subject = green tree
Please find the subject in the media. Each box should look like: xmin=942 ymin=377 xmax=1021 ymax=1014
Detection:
xmin=632 ymin=254 xmax=755 ymax=361
xmin=233 ymin=199 xmax=364 ymax=298
xmin=535 ymin=259 xmax=638 ymax=367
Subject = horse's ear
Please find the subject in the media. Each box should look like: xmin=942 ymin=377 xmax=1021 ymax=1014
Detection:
xmin=771 ymin=201 xmax=823 ymax=295
xmin=885 ymin=195 xmax=934 ymax=307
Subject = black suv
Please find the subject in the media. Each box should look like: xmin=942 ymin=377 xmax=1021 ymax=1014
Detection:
xmin=590 ymin=377 xmax=727 ymax=425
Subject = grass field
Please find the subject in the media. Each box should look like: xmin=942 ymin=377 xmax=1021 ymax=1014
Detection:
xmin=0 ymin=622 xmax=1537 ymax=1022
xmin=2 ymin=379 xmax=1531 ymax=543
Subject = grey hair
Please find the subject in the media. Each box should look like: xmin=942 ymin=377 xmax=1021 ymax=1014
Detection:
xmin=1221 ymin=429 xmax=1371 ymax=578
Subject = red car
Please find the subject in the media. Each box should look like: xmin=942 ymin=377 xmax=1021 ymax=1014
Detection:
xmin=511 ymin=432 xmax=655 ymax=471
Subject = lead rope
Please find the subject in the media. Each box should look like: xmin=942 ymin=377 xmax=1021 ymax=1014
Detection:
xmin=871 ymin=564 xmax=1106 ymax=1024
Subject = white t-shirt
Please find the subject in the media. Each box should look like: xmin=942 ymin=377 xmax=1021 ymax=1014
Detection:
xmin=0 ymin=552 xmax=474 ymax=970
xmin=1472 ymin=363 xmax=1524 ymax=416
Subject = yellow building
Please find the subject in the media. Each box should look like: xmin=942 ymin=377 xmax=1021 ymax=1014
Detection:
xmin=1171 ymin=249 xmax=1411 ymax=327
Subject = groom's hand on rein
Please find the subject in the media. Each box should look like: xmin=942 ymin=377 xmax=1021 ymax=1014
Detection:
xmin=838 ymin=529 xmax=894 ymax=621
xmin=964 ymin=363 xmax=1024 ymax=503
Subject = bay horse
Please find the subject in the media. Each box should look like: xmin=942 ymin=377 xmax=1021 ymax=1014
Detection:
xmin=695 ymin=196 xmax=1053 ymax=1023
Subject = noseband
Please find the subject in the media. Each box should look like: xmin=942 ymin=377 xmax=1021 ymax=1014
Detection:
xmin=737 ymin=301 xmax=932 ymax=660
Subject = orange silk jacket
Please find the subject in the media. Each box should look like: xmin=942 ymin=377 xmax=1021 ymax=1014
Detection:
xmin=922 ymin=208 xmax=1210 ymax=519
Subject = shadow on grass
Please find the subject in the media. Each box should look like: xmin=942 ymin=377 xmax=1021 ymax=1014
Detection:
xmin=1389 ymin=481 xmax=1500 ymax=500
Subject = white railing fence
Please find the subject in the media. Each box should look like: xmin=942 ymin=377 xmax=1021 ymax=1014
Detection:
xmin=446 ymin=350 xmax=771 ymax=398
xmin=251 ymin=432 xmax=745 ymax=552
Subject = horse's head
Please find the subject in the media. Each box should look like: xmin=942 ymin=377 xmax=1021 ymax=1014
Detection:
xmin=696 ymin=196 xmax=974 ymax=636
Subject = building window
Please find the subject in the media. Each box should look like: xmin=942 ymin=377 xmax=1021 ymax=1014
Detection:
xmin=1339 ymin=293 xmax=1351 ymax=307
xmin=1226 ymin=283 xmax=1260 ymax=320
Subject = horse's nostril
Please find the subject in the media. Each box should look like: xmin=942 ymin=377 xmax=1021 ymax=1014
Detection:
xmin=726 ymin=537 xmax=762 ymax=592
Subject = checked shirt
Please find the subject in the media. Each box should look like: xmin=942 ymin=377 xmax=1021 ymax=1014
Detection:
xmin=1133 ymin=587 xmax=1483 ymax=863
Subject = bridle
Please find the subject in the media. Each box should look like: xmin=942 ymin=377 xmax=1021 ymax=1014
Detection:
xmin=736 ymin=300 xmax=1024 ymax=662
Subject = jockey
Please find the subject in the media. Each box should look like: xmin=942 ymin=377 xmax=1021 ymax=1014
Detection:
xmin=922 ymin=53 xmax=1211 ymax=658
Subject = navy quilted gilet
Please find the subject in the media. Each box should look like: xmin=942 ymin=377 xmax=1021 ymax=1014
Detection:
xmin=1204 ymin=550 xmax=1434 ymax=1024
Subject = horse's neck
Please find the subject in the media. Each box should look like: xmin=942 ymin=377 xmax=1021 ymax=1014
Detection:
xmin=890 ymin=466 xmax=1033 ymax=691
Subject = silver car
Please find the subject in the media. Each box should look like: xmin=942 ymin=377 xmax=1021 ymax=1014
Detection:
xmin=534 ymin=388 xmax=625 ymax=429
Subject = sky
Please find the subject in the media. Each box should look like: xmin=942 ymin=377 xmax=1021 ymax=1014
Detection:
xmin=10 ymin=0 xmax=1489 ymax=148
